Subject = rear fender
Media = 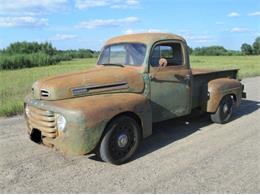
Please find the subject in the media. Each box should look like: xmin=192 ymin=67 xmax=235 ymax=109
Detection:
xmin=203 ymin=78 xmax=242 ymax=113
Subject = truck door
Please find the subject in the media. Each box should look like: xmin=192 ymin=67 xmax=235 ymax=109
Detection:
xmin=149 ymin=41 xmax=191 ymax=122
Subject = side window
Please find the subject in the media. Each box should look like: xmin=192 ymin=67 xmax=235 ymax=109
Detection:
xmin=160 ymin=46 xmax=173 ymax=58
xmin=150 ymin=42 xmax=184 ymax=67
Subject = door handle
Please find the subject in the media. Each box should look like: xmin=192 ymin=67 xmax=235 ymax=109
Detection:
xmin=184 ymin=75 xmax=191 ymax=80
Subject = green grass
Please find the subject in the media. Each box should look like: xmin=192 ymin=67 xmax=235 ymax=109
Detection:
xmin=0 ymin=56 xmax=259 ymax=117
xmin=0 ymin=58 xmax=96 ymax=117
xmin=191 ymin=56 xmax=260 ymax=78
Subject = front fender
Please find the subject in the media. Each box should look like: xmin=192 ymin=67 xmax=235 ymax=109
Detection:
xmin=48 ymin=93 xmax=152 ymax=154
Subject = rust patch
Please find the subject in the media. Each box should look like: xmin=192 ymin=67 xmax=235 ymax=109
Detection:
xmin=105 ymin=33 xmax=186 ymax=46
xmin=32 ymin=66 xmax=145 ymax=100
xmin=206 ymin=78 xmax=242 ymax=112
xmin=25 ymin=93 xmax=152 ymax=155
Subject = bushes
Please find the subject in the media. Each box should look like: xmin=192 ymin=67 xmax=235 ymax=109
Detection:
xmin=191 ymin=46 xmax=246 ymax=56
xmin=193 ymin=46 xmax=228 ymax=56
xmin=55 ymin=49 xmax=99 ymax=59
xmin=0 ymin=42 xmax=98 ymax=70
xmin=0 ymin=53 xmax=78 ymax=69
xmin=0 ymin=53 xmax=55 ymax=69
xmin=190 ymin=36 xmax=260 ymax=56
xmin=3 ymin=42 xmax=56 ymax=55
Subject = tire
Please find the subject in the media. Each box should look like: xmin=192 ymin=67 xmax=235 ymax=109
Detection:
xmin=210 ymin=95 xmax=234 ymax=124
xmin=99 ymin=115 xmax=141 ymax=165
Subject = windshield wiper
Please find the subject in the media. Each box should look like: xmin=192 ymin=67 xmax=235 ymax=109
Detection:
xmin=101 ymin=63 xmax=125 ymax=67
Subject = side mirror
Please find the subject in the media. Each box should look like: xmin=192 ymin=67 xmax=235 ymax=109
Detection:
xmin=150 ymin=58 xmax=168 ymax=79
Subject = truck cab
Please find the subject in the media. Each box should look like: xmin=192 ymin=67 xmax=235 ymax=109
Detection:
xmin=24 ymin=33 xmax=245 ymax=165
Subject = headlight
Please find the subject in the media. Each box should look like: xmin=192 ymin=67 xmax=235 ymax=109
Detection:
xmin=56 ymin=114 xmax=67 ymax=132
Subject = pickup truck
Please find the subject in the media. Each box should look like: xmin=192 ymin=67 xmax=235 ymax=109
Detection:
xmin=24 ymin=33 xmax=246 ymax=165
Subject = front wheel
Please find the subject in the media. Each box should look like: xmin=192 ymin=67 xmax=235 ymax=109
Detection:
xmin=210 ymin=95 xmax=234 ymax=124
xmin=98 ymin=115 xmax=141 ymax=165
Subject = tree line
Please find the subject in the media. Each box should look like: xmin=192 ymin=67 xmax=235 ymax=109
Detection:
xmin=189 ymin=37 xmax=260 ymax=56
xmin=1 ymin=37 xmax=259 ymax=70
xmin=0 ymin=42 xmax=98 ymax=70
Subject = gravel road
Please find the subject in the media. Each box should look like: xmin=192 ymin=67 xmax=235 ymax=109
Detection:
xmin=0 ymin=77 xmax=259 ymax=193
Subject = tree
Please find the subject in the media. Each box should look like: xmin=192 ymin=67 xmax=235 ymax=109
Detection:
xmin=241 ymin=43 xmax=253 ymax=55
xmin=252 ymin=37 xmax=260 ymax=55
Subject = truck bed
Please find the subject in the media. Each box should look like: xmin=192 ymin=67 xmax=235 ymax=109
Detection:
xmin=192 ymin=68 xmax=239 ymax=77
xmin=191 ymin=68 xmax=239 ymax=109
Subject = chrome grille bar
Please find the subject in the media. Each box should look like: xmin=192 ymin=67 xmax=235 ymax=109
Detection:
xmin=27 ymin=105 xmax=57 ymax=141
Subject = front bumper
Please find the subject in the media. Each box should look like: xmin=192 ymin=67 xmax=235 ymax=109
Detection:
xmin=24 ymin=96 xmax=105 ymax=155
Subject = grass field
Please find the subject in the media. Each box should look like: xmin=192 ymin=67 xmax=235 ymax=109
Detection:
xmin=0 ymin=56 xmax=259 ymax=117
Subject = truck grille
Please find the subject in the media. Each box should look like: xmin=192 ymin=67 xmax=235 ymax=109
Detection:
xmin=26 ymin=105 xmax=57 ymax=146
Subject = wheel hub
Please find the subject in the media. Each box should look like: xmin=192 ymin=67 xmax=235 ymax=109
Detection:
xmin=223 ymin=104 xmax=229 ymax=113
xmin=117 ymin=134 xmax=128 ymax=148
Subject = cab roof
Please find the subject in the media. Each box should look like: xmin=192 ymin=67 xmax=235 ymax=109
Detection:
xmin=105 ymin=33 xmax=186 ymax=46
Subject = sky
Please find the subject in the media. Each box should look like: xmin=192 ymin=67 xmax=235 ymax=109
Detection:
xmin=0 ymin=0 xmax=259 ymax=50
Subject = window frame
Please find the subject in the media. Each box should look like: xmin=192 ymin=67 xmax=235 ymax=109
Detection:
xmin=148 ymin=40 xmax=187 ymax=72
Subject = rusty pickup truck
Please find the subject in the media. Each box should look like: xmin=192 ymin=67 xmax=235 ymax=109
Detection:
xmin=24 ymin=33 xmax=246 ymax=164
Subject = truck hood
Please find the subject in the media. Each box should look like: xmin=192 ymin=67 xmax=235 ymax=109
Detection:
xmin=32 ymin=66 xmax=145 ymax=100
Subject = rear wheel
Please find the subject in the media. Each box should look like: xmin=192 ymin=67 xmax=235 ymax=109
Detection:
xmin=99 ymin=115 xmax=141 ymax=165
xmin=210 ymin=95 xmax=234 ymax=124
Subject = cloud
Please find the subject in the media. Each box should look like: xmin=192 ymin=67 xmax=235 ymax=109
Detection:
xmin=228 ymin=12 xmax=240 ymax=17
xmin=124 ymin=28 xmax=168 ymax=34
xmin=111 ymin=0 xmax=140 ymax=9
xmin=75 ymin=0 xmax=109 ymax=9
xmin=75 ymin=0 xmax=140 ymax=10
xmin=0 ymin=16 xmax=48 ymax=27
xmin=230 ymin=27 xmax=249 ymax=33
xmin=50 ymin=34 xmax=77 ymax=41
xmin=248 ymin=11 xmax=260 ymax=16
xmin=76 ymin=17 xmax=139 ymax=29
xmin=186 ymin=35 xmax=215 ymax=43
xmin=0 ymin=0 xmax=68 ymax=16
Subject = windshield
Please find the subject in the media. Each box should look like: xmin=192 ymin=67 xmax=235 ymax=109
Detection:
xmin=97 ymin=43 xmax=146 ymax=66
